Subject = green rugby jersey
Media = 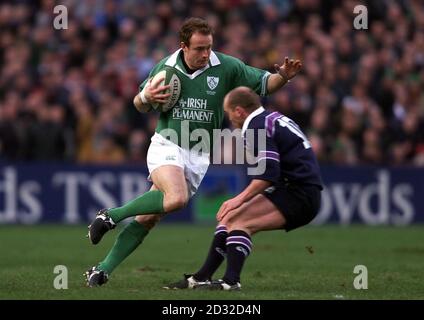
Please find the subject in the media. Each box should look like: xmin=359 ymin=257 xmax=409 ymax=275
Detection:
xmin=139 ymin=49 xmax=270 ymax=151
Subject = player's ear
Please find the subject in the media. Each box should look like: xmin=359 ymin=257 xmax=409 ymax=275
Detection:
xmin=235 ymin=106 xmax=243 ymax=116
xmin=180 ymin=42 xmax=187 ymax=50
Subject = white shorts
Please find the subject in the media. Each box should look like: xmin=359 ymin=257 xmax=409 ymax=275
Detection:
xmin=147 ymin=133 xmax=210 ymax=197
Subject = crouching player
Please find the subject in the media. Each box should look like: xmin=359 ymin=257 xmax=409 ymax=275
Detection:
xmin=165 ymin=86 xmax=323 ymax=290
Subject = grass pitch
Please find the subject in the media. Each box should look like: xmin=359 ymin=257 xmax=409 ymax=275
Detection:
xmin=0 ymin=224 xmax=423 ymax=300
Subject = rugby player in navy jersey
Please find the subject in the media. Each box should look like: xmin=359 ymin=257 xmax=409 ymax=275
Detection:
xmin=165 ymin=86 xmax=323 ymax=291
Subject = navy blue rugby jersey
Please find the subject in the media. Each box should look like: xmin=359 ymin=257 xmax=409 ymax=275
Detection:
xmin=241 ymin=107 xmax=323 ymax=189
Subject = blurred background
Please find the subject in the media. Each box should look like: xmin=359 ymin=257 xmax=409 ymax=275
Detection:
xmin=0 ymin=0 xmax=423 ymax=225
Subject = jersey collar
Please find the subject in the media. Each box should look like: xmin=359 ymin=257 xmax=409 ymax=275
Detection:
xmin=164 ymin=49 xmax=221 ymax=79
xmin=242 ymin=106 xmax=265 ymax=136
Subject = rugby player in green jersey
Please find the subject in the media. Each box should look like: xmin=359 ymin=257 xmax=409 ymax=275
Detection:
xmin=85 ymin=17 xmax=302 ymax=287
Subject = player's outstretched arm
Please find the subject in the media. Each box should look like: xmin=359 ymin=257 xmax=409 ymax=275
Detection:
xmin=267 ymin=57 xmax=302 ymax=94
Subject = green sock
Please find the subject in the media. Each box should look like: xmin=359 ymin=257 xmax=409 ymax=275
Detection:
xmin=109 ymin=190 xmax=164 ymax=224
xmin=98 ymin=220 xmax=149 ymax=275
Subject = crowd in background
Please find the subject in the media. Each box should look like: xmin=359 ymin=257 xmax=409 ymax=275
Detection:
xmin=0 ymin=0 xmax=423 ymax=166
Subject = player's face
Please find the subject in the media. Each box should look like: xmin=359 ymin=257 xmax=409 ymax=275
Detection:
xmin=181 ymin=32 xmax=212 ymax=70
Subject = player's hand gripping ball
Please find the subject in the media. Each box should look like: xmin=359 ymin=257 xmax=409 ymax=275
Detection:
xmin=149 ymin=67 xmax=181 ymax=112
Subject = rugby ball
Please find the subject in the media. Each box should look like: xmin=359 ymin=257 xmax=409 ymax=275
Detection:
xmin=149 ymin=67 xmax=181 ymax=112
